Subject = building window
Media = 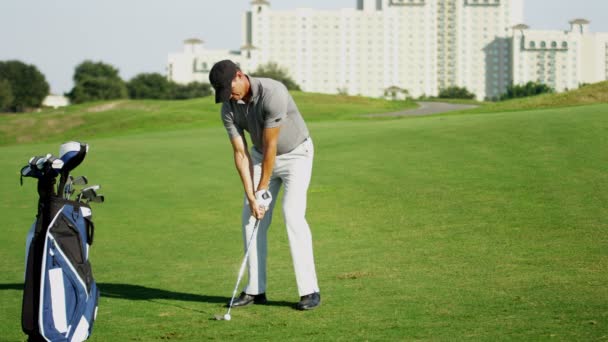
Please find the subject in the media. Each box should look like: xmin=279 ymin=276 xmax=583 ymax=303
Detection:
xmin=530 ymin=41 xmax=536 ymax=48
xmin=551 ymin=41 xmax=557 ymax=48
xmin=540 ymin=41 xmax=546 ymax=48
xmin=562 ymin=41 xmax=568 ymax=48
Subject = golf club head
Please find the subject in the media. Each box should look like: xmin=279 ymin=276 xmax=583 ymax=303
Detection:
xmin=88 ymin=194 xmax=105 ymax=204
xmin=80 ymin=185 xmax=100 ymax=195
xmin=20 ymin=155 xmax=60 ymax=183
xmin=77 ymin=186 xmax=98 ymax=202
xmin=68 ymin=176 xmax=89 ymax=200
xmin=72 ymin=176 xmax=88 ymax=186
xmin=30 ymin=154 xmax=63 ymax=173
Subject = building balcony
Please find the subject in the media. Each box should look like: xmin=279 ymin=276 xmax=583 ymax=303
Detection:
xmin=464 ymin=0 xmax=500 ymax=7
xmin=388 ymin=0 xmax=426 ymax=7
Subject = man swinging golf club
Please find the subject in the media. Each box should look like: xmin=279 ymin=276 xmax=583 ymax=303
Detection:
xmin=210 ymin=60 xmax=320 ymax=310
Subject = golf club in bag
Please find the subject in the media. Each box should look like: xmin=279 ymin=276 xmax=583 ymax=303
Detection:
xmin=20 ymin=141 xmax=103 ymax=342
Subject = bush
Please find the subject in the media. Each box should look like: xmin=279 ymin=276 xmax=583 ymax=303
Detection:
xmin=170 ymin=82 xmax=212 ymax=100
xmin=0 ymin=60 xmax=49 ymax=112
xmin=73 ymin=60 xmax=122 ymax=83
xmin=127 ymin=73 xmax=211 ymax=100
xmin=68 ymin=60 xmax=127 ymax=103
xmin=69 ymin=78 xmax=128 ymax=104
xmin=438 ymin=86 xmax=475 ymax=99
xmin=501 ymin=82 xmax=554 ymax=100
xmin=128 ymin=73 xmax=173 ymax=99
xmin=250 ymin=62 xmax=301 ymax=91
xmin=0 ymin=79 xmax=14 ymax=112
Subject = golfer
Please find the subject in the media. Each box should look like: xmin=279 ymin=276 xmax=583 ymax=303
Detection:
xmin=209 ymin=60 xmax=320 ymax=310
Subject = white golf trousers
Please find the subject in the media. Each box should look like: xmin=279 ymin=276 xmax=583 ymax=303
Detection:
xmin=242 ymin=137 xmax=320 ymax=297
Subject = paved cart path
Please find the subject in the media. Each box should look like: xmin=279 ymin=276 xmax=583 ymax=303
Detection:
xmin=364 ymin=101 xmax=479 ymax=118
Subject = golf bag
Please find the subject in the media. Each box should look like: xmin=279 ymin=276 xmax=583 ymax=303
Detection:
xmin=21 ymin=142 xmax=101 ymax=342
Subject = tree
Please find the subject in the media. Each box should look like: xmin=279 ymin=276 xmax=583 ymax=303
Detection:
xmin=250 ymin=62 xmax=301 ymax=90
xmin=68 ymin=60 xmax=127 ymax=103
xmin=127 ymin=73 xmax=172 ymax=99
xmin=73 ymin=60 xmax=122 ymax=84
xmin=0 ymin=79 xmax=14 ymax=112
xmin=438 ymin=86 xmax=475 ymax=99
xmin=501 ymin=81 xmax=554 ymax=100
xmin=170 ymin=82 xmax=212 ymax=99
xmin=69 ymin=78 xmax=128 ymax=103
xmin=0 ymin=60 xmax=49 ymax=112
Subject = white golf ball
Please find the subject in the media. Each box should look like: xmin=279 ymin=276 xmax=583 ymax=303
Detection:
xmin=224 ymin=314 xmax=231 ymax=321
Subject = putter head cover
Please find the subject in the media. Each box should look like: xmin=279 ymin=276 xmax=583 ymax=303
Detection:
xmin=59 ymin=141 xmax=89 ymax=174
xmin=255 ymin=189 xmax=272 ymax=209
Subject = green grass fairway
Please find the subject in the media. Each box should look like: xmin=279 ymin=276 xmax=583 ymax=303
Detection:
xmin=1 ymin=103 xmax=607 ymax=340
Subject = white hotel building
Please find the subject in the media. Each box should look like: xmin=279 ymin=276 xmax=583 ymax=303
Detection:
xmin=513 ymin=20 xmax=608 ymax=92
xmin=167 ymin=0 xmax=608 ymax=101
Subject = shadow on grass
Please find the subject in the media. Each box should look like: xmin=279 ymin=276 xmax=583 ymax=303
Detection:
xmin=0 ymin=283 xmax=294 ymax=309
xmin=0 ymin=283 xmax=22 ymax=291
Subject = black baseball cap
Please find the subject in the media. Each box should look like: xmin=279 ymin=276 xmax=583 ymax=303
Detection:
xmin=209 ymin=60 xmax=238 ymax=103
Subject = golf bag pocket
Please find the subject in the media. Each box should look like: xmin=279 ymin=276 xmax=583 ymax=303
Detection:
xmin=48 ymin=268 xmax=69 ymax=333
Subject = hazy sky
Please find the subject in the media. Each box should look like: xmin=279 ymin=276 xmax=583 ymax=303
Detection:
xmin=1 ymin=0 xmax=606 ymax=94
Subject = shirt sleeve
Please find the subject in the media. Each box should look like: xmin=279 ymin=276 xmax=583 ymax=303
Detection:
xmin=262 ymin=84 xmax=288 ymax=129
xmin=221 ymin=103 xmax=244 ymax=139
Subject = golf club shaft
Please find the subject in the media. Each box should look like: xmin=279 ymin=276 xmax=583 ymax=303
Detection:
xmin=226 ymin=218 xmax=261 ymax=315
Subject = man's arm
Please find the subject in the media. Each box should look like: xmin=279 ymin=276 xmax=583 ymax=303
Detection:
xmin=229 ymin=134 xmax=263 ymax=218
xmin=257 ymin=126 xmax=280 ymax=192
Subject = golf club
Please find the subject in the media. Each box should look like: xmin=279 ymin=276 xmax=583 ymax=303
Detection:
xmin=63 ymin=175 xmax=73 ymax=200
xmin=87 ymin=194 xmax=105 ymax=204
xmin=66 ymin=176 xmax=89 ymax=200
xmin=77 ymin=185 xmax=100 ymax=203
xmin=214 ymin=218 xmax=261 ymax=321
xmin=73 ymin=175 xmax=88 ymax=186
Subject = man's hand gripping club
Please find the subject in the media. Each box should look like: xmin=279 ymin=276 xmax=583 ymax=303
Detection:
xmin=250 ymin=189 xmax=272 ymax=220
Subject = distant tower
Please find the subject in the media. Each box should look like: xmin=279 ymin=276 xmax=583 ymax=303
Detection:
xmin=242 ymin=1 xmax=269 ymax=60
xmin=569 ymin=18 xmax=590 ymax=34
xmin=512 ymin=23 xmax=530 ymax=45
xmin=511 ymin=24 xmax=530 ymax=87
xmin=183 ymin=38 xmax=204 ymax=54
xmin=356 ymin=0 xmax=382 ymax=12
xmin=251 ymin=0 xmax=270 ymax=14
xmin=246 ymin=0 xmax=270 ymax=62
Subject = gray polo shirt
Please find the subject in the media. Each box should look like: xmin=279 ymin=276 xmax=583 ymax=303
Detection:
xmin=221 ymin=76 xmax=309 ymax=155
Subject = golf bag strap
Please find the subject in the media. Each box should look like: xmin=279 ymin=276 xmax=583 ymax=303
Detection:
xmin=85 ymin=217 xmax=95 ymax=245
xmin=57 ymin=173 xmax=68 ymax=198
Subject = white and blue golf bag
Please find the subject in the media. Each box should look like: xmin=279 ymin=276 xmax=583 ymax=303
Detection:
xmin=21 ymin=142 xmax=101 ymax=342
